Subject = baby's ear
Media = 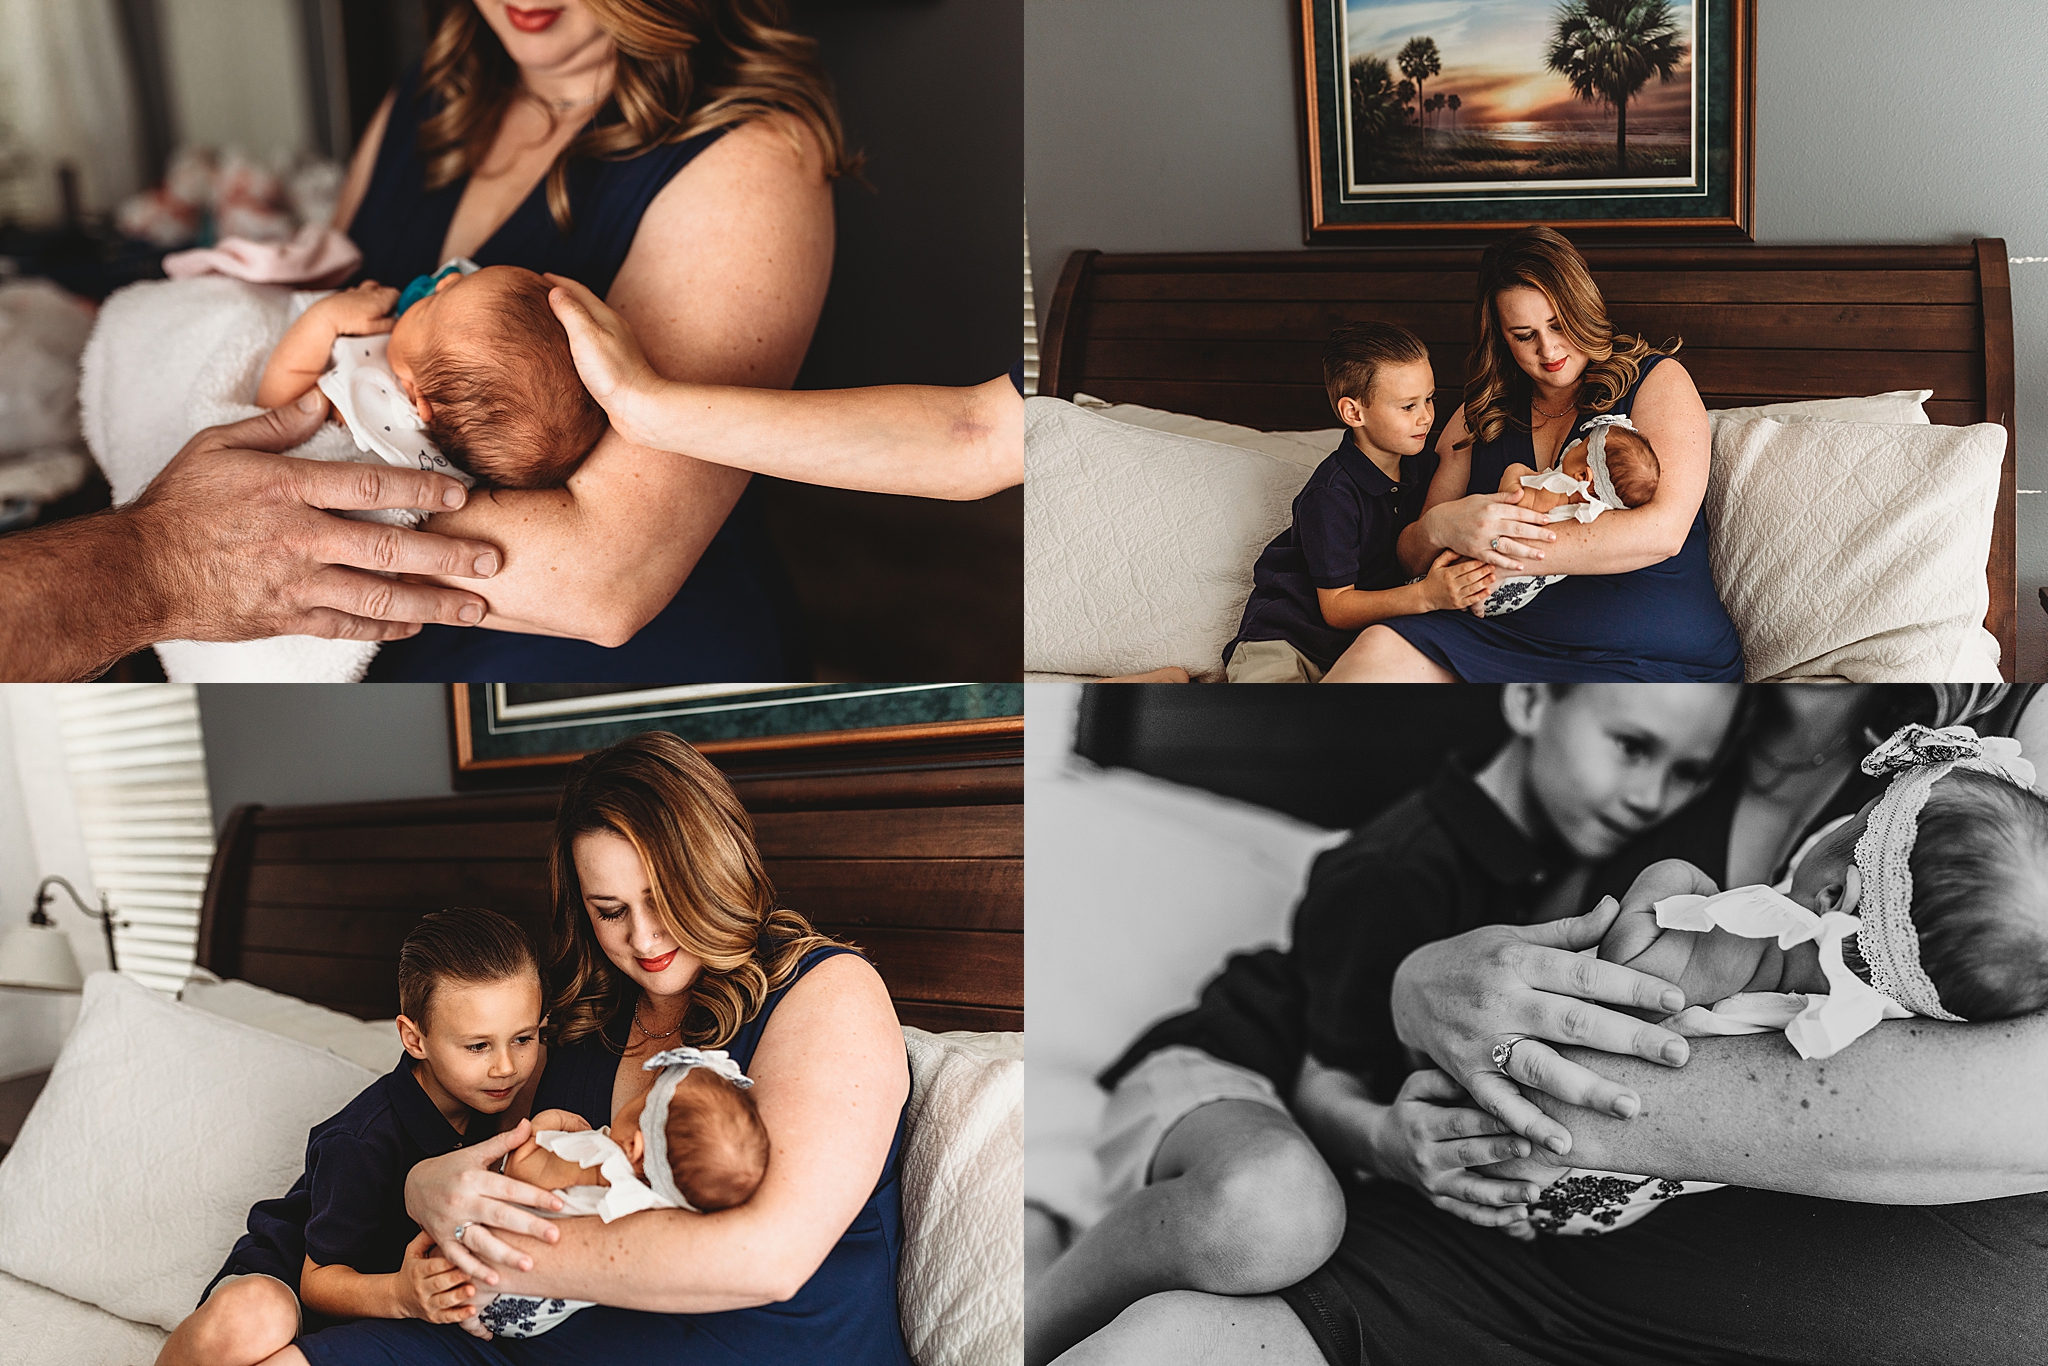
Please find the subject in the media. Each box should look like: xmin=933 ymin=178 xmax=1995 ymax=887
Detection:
xmin=623 ymin=1127 xmax=644 ymax=1165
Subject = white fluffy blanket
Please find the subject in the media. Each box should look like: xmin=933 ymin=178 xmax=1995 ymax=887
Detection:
xmin=77 ymin=276 xmax=409 ymax=681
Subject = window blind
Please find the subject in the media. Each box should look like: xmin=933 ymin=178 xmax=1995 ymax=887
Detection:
xmin=1023 ymin=203 xmax=1039 ymax=396
xmin=53 ymin=683 xmax=216 ymax=994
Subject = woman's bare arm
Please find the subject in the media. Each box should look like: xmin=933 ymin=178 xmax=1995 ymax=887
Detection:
xmin=400 ymin=116 xmax=835 ymax=644
xmin=1488 ymin=359 xmax=1710 ymax=578
xmin=468 ymin=954 xmax=908 ymax=1310
xmin=1397 ymin=405 xmax=1557 ymax=575
xmin=1533 ymin=1011 xmax=2048 ymax=1203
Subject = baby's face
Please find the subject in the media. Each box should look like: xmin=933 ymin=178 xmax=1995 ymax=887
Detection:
xmin=1786 ymin=798 xmax=1877 ymax=913
xmin=386 ymin=265 xmax=525 ymax=403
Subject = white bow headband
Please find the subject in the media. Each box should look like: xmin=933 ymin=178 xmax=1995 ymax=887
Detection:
xmin=1848 ymin=724 xmax=2037 ymax=1022
xmin=637 ymin=1046 xmax=754 ymax=1213
xmin=1520 ymin=413 xmax=1636 ymax=523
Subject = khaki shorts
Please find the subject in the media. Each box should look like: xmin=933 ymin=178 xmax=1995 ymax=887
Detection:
xmin=1225 ymin=638 xmax=1326 ymax=683
xmin=1094 ymin=1045 xmax=1291 ymax=1207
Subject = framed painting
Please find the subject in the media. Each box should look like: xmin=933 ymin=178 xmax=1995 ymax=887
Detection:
xmin=1300 ymin=0 xmax=1753 ymax=240
xmin=450 ymin=682 xmax=1024 ymax=782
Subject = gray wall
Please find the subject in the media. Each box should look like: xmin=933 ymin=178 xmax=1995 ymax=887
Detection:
xmin=197 ymin=684 xmax=455 ymax=830
xmin=1026 ymin=1 xmax=2048 ymax=678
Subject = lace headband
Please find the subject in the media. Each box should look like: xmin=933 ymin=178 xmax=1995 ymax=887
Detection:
xmin=637 ymin=1046 xmax=754 ymax=1213
xmin=1847 ymin=724 xmax=2037 ymax=1022
xmin=1521 ymin=413 xmax=1636 ymax=524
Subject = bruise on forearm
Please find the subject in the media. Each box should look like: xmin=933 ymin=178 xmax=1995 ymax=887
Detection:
xmin=0 ymin=512 xmax=164 ymax=681
xmin=1533 ymin=1013 xmax=2048 ymax=1202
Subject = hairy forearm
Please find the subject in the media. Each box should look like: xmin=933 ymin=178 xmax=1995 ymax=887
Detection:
xmin=0 ymin=512 xmax=165 ymax=680
xmin=483 ymin=1207 xmax=805 ymax=1313
xmin=301 ymin=1261 xmax=400 ymax=1321
xmin=619 ymin=376 xmax=1021 ymax=501
xmin=409 ymin=430 xmax=749 ymax=646
xmin=1536 ymin=1012 xmax=2048 ymax=1201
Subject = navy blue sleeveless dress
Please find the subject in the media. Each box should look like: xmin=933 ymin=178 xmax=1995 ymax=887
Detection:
xmin=295 ymin=946 xmax=915 ymax=1366
xmin=351 ymin=66 xmax=803 ymax=682
xmin=1385 ymin=356 xmax=1744 ymax=682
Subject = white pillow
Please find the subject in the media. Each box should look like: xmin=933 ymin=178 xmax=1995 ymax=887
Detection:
xmin=1071 ymin=393 xmax=1343 ymax=470
xmin=1707 ymin=390 xmax=1931 ymax=428
xmin=179 ymin=972 xmax=401 ymax=1074
xmin=1705 ymin=416 xmax=2004 ymax=681
xmin=1025 ymin=397 xmax=1316 ymax=676
xmin=0 ymin=1271 xmax=168 ymax=1366
xmin=897 ymin=1028 xmax=1022 ymax=1366
xmin=0 ymin=972 xmax=376 ymax=1331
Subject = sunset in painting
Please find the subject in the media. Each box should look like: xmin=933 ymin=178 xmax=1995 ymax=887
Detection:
xmin=1343 ymin=0 xmax=1695 ymax=189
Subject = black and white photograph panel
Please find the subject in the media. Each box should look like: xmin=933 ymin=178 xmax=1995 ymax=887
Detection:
xmin=1024 ymin=681 xmax=2048 ymax=1366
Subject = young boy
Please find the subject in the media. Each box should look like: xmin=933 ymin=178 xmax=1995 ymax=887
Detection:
xmin=1215 ymin=322 xmax=1493 ymax=682
xmin=1024 ymin=683 xmax=1743 ymax=1366
xmin=154 ymin=907 xmax=546 ymax=1366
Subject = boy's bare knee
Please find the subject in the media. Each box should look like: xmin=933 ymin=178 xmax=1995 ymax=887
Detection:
xmin=1183 ymin=1130 xmax=1344 ymax=1293
xmin=192 ymin=1278 xmax=298 ymax=1358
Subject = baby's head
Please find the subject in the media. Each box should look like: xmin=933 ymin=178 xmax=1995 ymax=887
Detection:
xmin=386 ymin=264 xmax=607 ymax=489
xmin=1561 ymin=421 xmax=1659 ymax=509
xmin=394 ymin=907 xmax=545 ymax=1117
xmin=1791 ymin=767 xmax=2048 ymax=1022
xmin=611 ymin=1065 xmax=769 ymax=1212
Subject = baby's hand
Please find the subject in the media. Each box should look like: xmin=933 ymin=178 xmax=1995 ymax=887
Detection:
xmin=312 ymin=281 xmax=399 ymax=337
xmin=530 ymin=1108 xmax=591 ymax=1133
xmin=544 ymin=274 xmax=658 ymax=425
xmin=1420 ymin=548 xmax=1494 ymax=613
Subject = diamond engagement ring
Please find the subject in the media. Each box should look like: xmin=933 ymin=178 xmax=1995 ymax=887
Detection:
xmin=1490 ymin=537 xmax=1501 ymax=552
xmin=1491 ymin=1034 xmax=1533 ymax=1076
xmin=452 ymin=1223 xmax=470 ymax=1246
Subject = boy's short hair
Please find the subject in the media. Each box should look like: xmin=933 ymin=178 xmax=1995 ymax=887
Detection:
xmin=1599 ymin=425 xmax=1660 ymax=508
xmin=1323 ymin=321 xmax=1430 ymax=415
xmin=415 ymin=269 xmax=608 ymax=489
xmin=1907 ymin=769 xmax=2048 ymax=1021
xmin=663 ymin=1066 xmax=770 ymax=1211
xmin=397 ymin=907 xmax=543 ymax=1029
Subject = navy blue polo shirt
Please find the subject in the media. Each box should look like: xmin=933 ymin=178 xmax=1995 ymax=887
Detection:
xmin=201 ymin=1055 xmax=485 ymax=1304
xmin=1225 ymin=434 xmax=1432 ymax=671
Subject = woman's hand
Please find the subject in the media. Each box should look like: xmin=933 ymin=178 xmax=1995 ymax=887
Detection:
xmin=1365 ymin=1069 xmax=1545 ymax=1230
xmin=1417 ymin=491 xmax=1558 ymax=572
xmin=544 ymin=274 xmax=659 ymax=433
xmin=1391 ymin=891 xmax=1695 ymax=1156
xmin=402 ymin=1119 xmax=566 ymax=1285
xmin=393 ymin=1230 xmax=481 ymax=1324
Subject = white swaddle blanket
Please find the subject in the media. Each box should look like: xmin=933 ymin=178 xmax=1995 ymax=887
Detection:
xmin=77 ymin=277 xmax=458 ymax=681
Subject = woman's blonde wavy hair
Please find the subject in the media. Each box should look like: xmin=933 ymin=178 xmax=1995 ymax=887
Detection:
xmin=546 ymin=730 xmax=847 ymax=1051
xmin=1462 ymin=225 xmax=1677 ymax=448
xmin=418 ymin=0 xmax=854 ymax=233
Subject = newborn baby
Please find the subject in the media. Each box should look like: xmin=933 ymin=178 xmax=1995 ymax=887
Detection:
xmin=1521 ymin=724 xmax=2048 ymax=1234
xmin=255 ymin=262 xmax=607 ymax=490
xmin=1475 ymin=415 xmax=1662 ymax=616
xmin=471 ymin=1048 xmax=769 ymax=1338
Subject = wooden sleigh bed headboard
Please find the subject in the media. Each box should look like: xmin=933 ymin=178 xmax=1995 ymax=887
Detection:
xmin=194 ymin=764 xmax=1022 ymax=1035
xmin=1039 ymin=239 xmax=2019 ymax=677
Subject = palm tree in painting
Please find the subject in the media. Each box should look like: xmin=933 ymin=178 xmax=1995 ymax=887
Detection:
xmin=1448 ymin=93 xmax=1461 ymax=133
xmin=1396 ymin=78 xmax=1416 ymax=125
xmin=1348 ymin=54 xmax=1402 ymax=178
xmin=1545 ymin=0 xmax=1687 ymax=175
xmin=1425 ymin=92 xmax=1446 ymax=128
xmin=1397 ymin=37 xmax=1442 ymax=136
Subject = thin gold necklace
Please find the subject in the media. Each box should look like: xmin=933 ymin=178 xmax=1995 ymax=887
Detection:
xmin=1531 ymin=392 xmax=1576 ymax=420
xmin=633 ymin=999 xmax=680 ymax=1040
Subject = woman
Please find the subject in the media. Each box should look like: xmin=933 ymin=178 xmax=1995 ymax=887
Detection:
xmin=294 ymin=732 xmax=913 ymax=1362
xmin=1065 ymin=684 xmax=2048 ymax=1364
xmin=336 ymin=0 xmax=844 ymax=680
xmin=1324 ymin=226 xmax=1744 ymax=684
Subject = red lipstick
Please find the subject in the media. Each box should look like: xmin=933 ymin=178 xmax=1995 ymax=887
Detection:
xmin=505 ymin=5 xmax=562 ymax=33
xmin=1543 ymin=358 xmax=1568 ymax=373
xmin=638 ymin=950 xmax=678 ymax=973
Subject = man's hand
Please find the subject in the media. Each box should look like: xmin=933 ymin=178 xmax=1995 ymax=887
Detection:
xmin=128 ymin=395 xmax=502 ymax=642
xmin=1418 ymin=549 xmax=1494 ymax=613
